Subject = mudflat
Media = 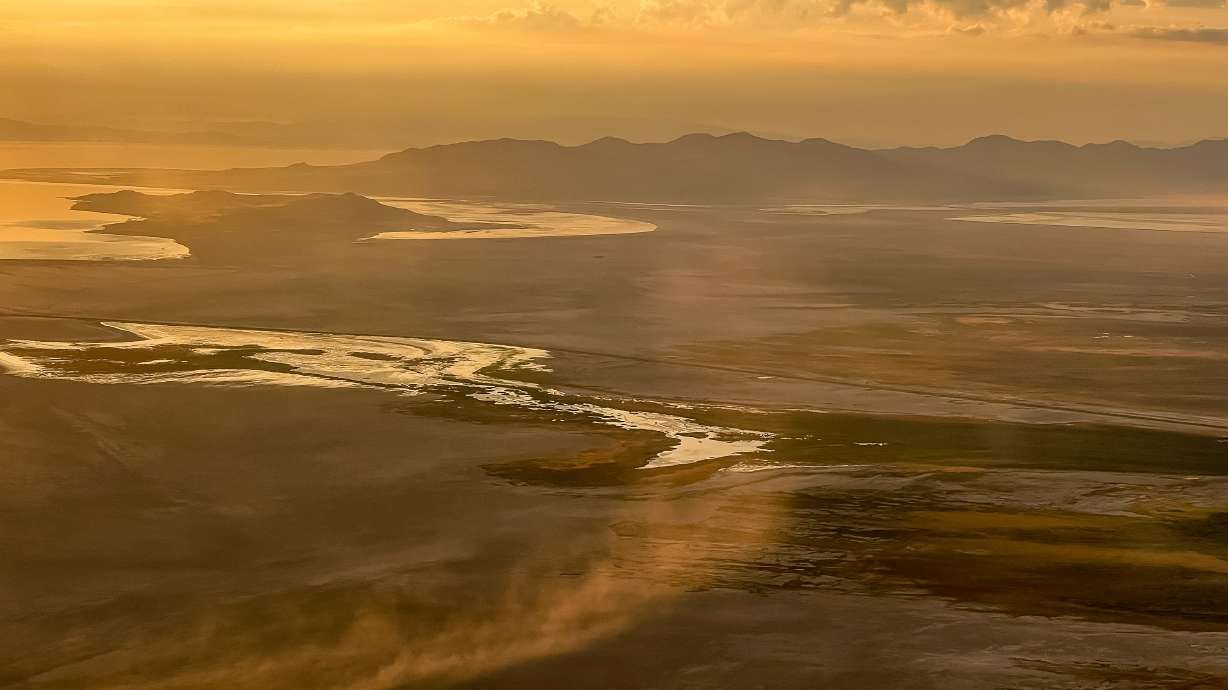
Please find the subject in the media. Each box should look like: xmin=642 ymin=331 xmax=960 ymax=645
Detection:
xmin=2 ymin=183 xmax=1228 ymax=688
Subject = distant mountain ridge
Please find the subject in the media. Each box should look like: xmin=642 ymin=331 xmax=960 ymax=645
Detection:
xmin=6 ymin=132 xmax=1228 ymax=202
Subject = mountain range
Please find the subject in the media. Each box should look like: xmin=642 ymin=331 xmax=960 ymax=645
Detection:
xmin=7 ymin=132 xmax=1228 ymax=202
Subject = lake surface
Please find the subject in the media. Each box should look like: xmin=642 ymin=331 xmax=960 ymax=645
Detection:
xmin=0 ymin=141 xmax=387 ymax=170
xmin=955 ymin=210 xmax=1228 ymax=233
xmin=376 ymin=198 xmax=656 ymax=240
xmin=0 ymin=181 xmax=188 ymax=260
xmin=0 ymin=183 xmax=663 ymax=261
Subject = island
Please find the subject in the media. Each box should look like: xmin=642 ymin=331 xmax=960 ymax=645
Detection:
xmin=70 ymin=190 xmax=522 ymax=261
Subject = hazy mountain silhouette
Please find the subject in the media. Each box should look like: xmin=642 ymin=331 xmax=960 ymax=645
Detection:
xmin=884 ymin=135 xmax=1228 ymax=199
xmin=11 ymin=132 xmax=1228 ymax=202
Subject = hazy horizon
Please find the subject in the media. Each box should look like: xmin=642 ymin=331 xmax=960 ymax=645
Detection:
xmin=6 ymin=1 xmax=1228 ymax=149
xmin=4 ymin=116 xmax=1226 ymax=151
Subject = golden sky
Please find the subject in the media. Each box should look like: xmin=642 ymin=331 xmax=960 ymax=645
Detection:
xmin=3 ymin=0 xmax=1228 ymax=146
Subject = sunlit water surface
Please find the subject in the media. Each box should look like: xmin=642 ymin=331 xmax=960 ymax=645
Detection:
xmin=375 ymin=199 xmax=656 ymax=240
xmin=0 ymin=322 xmax=768 ymax=469
xmin=0 ymin=181 xmax=188 ymax=260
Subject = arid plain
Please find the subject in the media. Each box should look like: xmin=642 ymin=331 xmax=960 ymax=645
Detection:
xmin=2 ymin=148 xmax=1228 ymax=689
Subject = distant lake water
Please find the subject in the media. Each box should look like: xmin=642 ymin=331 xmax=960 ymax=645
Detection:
xmin=0 ymin=141 xmax=387 ymax=170
xmin=376 ymin=198 xmax=656 ymax=240
xmin=0 ymin=141 xmax=391 ymax=260
xmin=0 ymin=180 xmax=188 ymax=261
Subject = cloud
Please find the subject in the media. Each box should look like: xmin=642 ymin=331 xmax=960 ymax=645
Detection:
xmin=490 ymin=1 xmax=587 ymax=29
xmin=435 ymin=0 xmax=1224 ymax=36
xmin=1070 ymin=19 xmax=1116 ymax=33
xmin=591 ymin=2 xmax=619 ymax=24
xmin=952 ymin=22 xmax=988 ymax=33
xmin=834 ymin=0 xmax=1120 ymax=18
xmin=1130 ymin=25 xmax=1228 ymax=42
xmin=440 ymin=1 xmax=610 ymax=32
xmin=636 ymin=0 xmax=1116 ymax=25
xmin=636 ymin=0 xmax=725 ymax=26
xmin=443 ymin=0 xmax=1212 ymax=35
xmin=1164 ymin=0 xmax=1227 ymax=7
xmin=1053 ymin=0 xmax=1113 ymax=11
xmin=922 ymin=0 xmax=1033 ymax=18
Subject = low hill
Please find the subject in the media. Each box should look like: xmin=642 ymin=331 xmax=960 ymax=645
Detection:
xmin=73 ymin=190 xmax=514 ymax=262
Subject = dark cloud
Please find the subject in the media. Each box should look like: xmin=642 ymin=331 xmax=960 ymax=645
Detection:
xmin=631 ymin=0 xmax=1196 ymax=26
xmin=705 ymin=0 xmax=1112 ymax=21
xmin=1072 ymin=20 xmax=1116 ymax=33
xmin=1164 ymin=0 xmax=1226 ymax=7
xmin=1130 ymin=26 xmax=1228 ymax=43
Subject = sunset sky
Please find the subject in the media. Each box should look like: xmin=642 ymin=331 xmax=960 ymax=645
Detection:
xmin=4 ymin=0 xmax=1228 ymax=146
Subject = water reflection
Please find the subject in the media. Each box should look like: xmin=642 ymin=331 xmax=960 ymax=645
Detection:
xmin=0 ymin=181 xmax=188 ymax=261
